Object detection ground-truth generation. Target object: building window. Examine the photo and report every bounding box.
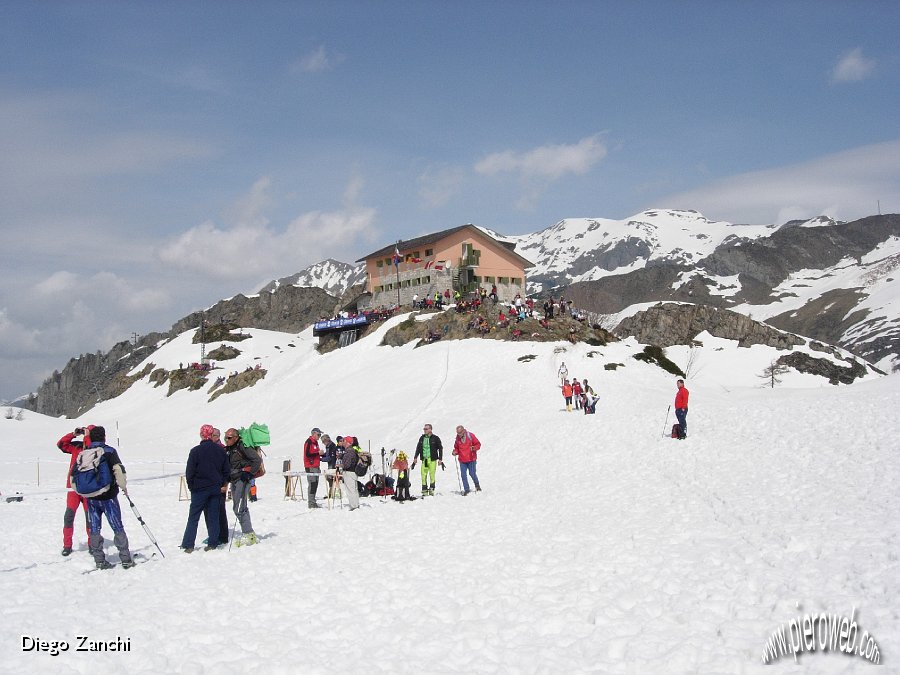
[425,248,433,257]
[512,278,521,286]
[375,285,383,293]
[499,277,509,284]
[474,276,482,283]
[376,259,383,268]
[484,276,495,283]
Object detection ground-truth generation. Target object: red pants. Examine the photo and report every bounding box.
[63,490,89,548]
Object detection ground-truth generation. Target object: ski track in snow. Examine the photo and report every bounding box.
[0,322,897,674]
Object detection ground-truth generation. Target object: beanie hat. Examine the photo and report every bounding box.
[200,424,215,440]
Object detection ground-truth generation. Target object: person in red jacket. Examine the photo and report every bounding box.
[452,425,481,495]
[57,426,93,556]
[674,379,690,438]
[572,379,583,410]
[304,427,324,509]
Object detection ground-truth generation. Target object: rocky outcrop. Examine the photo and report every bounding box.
[775,352,869,385]
[614,303,805,349]
[28,285,339,418]
[29,332,170,418]
[171,285,337,335]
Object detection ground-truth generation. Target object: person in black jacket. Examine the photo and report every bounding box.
[411,424,444,496]
[181,424,230,552]
[82,426,134,569]
[224,428,262,546]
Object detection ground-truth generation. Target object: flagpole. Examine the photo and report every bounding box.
[395,239,401,307]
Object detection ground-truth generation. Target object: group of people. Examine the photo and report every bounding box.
[57,418,487,562]
[299,424,483,507]
[180,424,263,552]
[558,362,598,414]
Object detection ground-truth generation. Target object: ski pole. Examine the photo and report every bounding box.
[125,494,166,558]
[453,455,462,492]
[661,405,671,437]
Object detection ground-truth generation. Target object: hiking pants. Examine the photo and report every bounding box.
[230,480,254,534]
[420,459,438,489]
[342,471,360,509]
[306,466,320,507]
[675,408,688,436]
[87,498,131,564]
[63,490,89,548]
[459,460,480,492]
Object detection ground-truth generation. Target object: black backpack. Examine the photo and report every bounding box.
[671,423,685,440]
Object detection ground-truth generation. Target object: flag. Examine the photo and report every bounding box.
[392,245,401,267]
[425,260,433,269]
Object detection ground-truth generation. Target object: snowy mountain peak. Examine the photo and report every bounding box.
[258,259,366,297]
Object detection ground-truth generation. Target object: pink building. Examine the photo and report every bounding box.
[357,225,533,308]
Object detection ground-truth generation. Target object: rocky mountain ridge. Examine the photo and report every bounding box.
[23,210,898,417]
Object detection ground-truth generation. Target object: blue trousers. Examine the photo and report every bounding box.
[87,498,131,564]
[181,486,222,549]
[675,408,688,436]
[459,460,480,492]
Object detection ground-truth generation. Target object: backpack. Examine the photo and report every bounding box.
[71,446,113,497]
[354,450,372,477]
[671,423,685,440]
[240,445,266,478]
[239,423,270,447]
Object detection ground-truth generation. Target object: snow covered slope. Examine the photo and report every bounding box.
[1,315,896,673]
[511,209,781,291]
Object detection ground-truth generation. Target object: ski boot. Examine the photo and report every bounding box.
[61,547,72,557]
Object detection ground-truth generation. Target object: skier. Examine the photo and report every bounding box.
[57,426,93,556]
[452,425,481,495]
[411,423,444,496]
[80,426,135,569]
[558,362,568,385]
[674,379,690,438]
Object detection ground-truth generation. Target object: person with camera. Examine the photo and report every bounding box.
[223,428,262,546]
[56,426,93,556]
[304,427,324,509]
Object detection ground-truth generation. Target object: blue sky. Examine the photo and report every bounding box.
[1,1,899,399]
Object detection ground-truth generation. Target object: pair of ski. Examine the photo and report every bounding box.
[83,552,155,574]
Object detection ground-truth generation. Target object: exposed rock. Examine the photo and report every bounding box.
[775,352,869,385]
[614,303,805,350]
[208,369,267,402]
[207,345,242,361]
[27,285,337,418]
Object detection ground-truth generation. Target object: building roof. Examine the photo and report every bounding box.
[356,224,532,267]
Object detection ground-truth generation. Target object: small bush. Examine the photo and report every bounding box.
[633,346,685,377]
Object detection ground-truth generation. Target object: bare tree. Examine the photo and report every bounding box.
[760,361,790,388]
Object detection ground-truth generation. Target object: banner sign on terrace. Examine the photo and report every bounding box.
[313,316,369,336]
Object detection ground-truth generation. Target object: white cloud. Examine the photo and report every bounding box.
[475,134,607,179]
[657,139,900,224]
[831,47,876,83]
[158,176,378,278]
[34,271,79,295]
[292,45,343,73]
[418,165,466,208]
